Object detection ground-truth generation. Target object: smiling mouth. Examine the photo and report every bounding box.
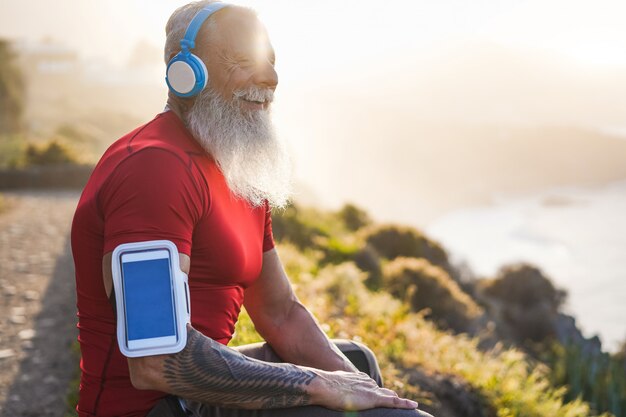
[242,98,266,104]
[233,88,274,108]
[239,97,272,109]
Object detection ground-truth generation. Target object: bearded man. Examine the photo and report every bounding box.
[71,2,432,417]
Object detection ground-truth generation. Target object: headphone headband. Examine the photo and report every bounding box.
[181,2,230,52]
[166,2,230,98]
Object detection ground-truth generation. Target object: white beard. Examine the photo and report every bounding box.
[185,85,292,209]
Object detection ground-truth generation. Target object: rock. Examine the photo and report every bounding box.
[10,315,26,324]
[40,318,56,327]
[554,313,603,356]
[11,306,25,316]
[18,329,36,340]
[23,290,39,301]
[3,285,17,296]
[0,349,15,359]
[43,375,59,385]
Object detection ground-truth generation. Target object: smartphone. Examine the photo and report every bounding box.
[112,240,190,357]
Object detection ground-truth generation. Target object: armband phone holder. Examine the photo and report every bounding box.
[111,240,191,357]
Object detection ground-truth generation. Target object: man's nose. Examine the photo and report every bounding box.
[253,59,278,90]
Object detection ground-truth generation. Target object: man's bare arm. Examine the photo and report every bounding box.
[103,252,416,411]
[138,326,317,409]
[244,248,357,372]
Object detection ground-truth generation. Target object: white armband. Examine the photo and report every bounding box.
[111,240,190,357]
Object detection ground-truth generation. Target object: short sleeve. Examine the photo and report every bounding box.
[100,148,205,256]
[262,201,275,252]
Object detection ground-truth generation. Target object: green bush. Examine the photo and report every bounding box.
[361,224,451,271]
[478,264,566,343]
[352,244,383,290]
[545,342,626,417]
[271,203,328,249]
[318,235,360,265]
[0,39,25,135]
[337,203,371,231]
[55,124,94,144]
[24,140,80,166]
[0,133,27,167]
[383,257,482,333]
[480,264,565,309]
[615,340,626,364]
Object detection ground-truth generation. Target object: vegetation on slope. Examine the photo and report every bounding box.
[232,202,625,416]
[232,243,606,416]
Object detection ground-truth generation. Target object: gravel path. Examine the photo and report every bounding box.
[0,190,80,417]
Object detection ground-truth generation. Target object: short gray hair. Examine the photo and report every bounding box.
[164,1,220,64]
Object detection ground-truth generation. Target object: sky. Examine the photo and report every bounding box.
[4,0,626,77]
[3,0,626,214]
[3,0,626,208]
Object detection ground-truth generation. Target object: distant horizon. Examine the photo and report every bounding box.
[12,34,626,224]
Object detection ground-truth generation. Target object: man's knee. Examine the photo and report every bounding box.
[332,339,383,387]
[385,410,434,417]
[358,408,433,417]
[410,411,434,417]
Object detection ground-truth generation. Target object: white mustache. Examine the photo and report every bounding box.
[233,87,274,104]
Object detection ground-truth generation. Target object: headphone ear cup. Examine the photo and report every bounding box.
[166,52,208,98]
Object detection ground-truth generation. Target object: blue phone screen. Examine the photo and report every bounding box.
[122,257,177,341]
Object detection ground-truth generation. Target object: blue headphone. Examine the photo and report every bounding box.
[166,2,230,98]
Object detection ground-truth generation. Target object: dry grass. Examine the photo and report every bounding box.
[233,245,611,417]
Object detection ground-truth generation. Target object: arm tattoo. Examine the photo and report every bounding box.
[163,328,317,409]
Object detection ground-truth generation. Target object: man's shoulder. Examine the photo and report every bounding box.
[114,111,203,157]
[96,112,207,174]
[84,112,208,197]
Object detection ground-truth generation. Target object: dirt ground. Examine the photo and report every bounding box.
[0,190,80,417]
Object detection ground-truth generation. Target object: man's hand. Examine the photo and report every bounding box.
[308,369,418,411]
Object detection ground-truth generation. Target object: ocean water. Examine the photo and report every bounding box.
[426,179,626,352]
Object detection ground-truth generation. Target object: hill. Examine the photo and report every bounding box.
[226,202,626,417]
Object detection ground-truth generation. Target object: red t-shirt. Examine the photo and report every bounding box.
[71,111,275,417]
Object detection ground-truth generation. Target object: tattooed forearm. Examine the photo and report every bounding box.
[162,328,317,409]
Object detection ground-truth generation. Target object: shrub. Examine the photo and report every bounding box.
[615,339,626,364]
[24,140,80,166]
[352,244,383,290]
[0,39,25,135]
[383,257,482,333]
[545,342,626,417]
[478,264,566,343]
[337,203,371,231]
[271,203,326,249]
[55,124,94,144]
[480,264,565,309]
[318,235,360,265]
[361,224,451,271]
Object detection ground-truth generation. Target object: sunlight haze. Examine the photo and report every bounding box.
[2,0,626,349]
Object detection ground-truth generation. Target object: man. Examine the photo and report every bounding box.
[71,2,433,416]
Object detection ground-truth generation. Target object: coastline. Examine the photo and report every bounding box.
[425,178,626,352]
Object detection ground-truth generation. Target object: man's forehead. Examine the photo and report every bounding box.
[198,7,272,55]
